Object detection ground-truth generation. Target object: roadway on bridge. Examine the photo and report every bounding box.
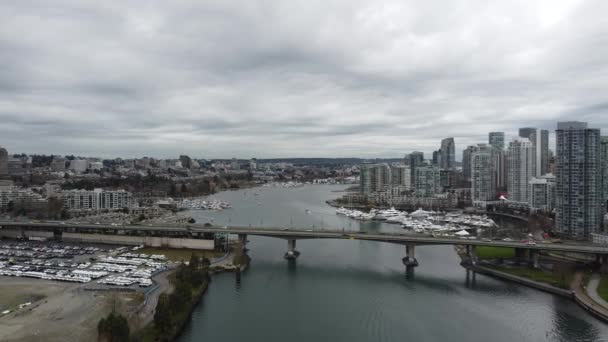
[2,220,608,255]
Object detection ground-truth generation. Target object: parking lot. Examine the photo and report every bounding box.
[0,239,170,297]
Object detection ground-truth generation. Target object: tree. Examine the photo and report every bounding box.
[154,293,172,335]
[180,183,188,194]
[169,182,177,197]
[189,253,200,271]
[47,197,63,219]
[97,312,130,342]
[6,201,14,213]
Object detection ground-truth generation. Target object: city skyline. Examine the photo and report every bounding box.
[1,1,607,158]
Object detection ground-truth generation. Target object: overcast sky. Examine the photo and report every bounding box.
[1,1,607,159]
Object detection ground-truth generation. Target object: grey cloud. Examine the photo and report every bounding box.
[0,0,607,159]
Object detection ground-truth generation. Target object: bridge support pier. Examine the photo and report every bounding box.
[238,234,248,251]
[402,244,418,269]
[514,248,526,266]
[597,254,608,274]
[284,239,300,260]
[465,245,478,265]
[528,250,540,268]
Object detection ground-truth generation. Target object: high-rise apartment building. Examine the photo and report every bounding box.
[507,138,535,203]
[462,145,475,182]
[471,144,496,202]
[439,138,455,169]
[519,127,549,177]
[0,146,9,180]
[415,166,441,197]
[390,165,411,189]
[431,150,440,166]
[489,132,505,150]
[493,150,507,191]
[555,122,603,240]
[407,152,424,189]
[360,163,391,194]
[601,137,608,210]
[529,174,556,212]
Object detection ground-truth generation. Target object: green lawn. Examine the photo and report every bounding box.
[485,264,572,289]
[138,247,221,262]
[598,276,608,302]
[476,246,515,260]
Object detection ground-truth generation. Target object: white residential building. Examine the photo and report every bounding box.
[62,188,132,211]
[69,159,88,173]
[415,166,441,197]
[471,144,496,204]
[529,174,556,211]
[88,161,103,170]
[507,138,535,203]
[390,165,411,189]
[0,186,46,208]
[359,163,391,194]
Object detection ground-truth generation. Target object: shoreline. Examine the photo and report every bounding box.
[461,262,608,323]
[134,248,249,341]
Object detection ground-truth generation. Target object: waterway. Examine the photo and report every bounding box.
[179,185,608,342]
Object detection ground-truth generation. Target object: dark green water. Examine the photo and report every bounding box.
[180,185,608,342]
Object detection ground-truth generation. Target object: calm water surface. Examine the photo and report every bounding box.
[179,185,608,342]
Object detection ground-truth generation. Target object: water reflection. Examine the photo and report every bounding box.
[550,297,602,342]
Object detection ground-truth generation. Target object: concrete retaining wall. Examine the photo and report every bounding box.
[466,264,573,297]
[61,233,214,250]
[1,229,54,239]
[63,232,143,245]
[142,236,214,249]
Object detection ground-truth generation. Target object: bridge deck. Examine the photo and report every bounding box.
[1,221,607,255]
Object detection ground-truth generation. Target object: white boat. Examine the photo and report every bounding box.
[375,207,403,220]
[410,208,431,218]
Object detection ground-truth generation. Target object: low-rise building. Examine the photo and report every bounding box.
[62,188,132,211]
[0,186,46,209]
[591,233,608,245]
[69,159,89,173]
[129,206,170,219]
[51,159,66,172]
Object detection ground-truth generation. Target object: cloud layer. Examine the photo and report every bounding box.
[1,0,607,159]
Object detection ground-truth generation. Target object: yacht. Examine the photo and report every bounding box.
[336,207,350,216]
[375,207,403,220]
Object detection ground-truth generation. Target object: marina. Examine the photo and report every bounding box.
[335,207,497,234]
[177,198,232,211]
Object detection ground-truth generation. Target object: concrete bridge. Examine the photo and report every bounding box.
[1,221,607,270]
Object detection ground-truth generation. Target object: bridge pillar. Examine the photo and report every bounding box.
[514,248,526,266]
[238,234,248,251]
[465,245,478,265]
[598,254,608,274]
[402,244,418,268]
[528,250,540,268]
[284,239,300,260]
